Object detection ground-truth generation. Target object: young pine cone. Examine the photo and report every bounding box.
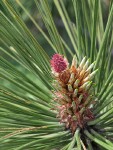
[51,54,98,133]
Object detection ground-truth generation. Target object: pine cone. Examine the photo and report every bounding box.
[51,54,98,133]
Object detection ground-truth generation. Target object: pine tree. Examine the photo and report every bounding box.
[0,0,113,149]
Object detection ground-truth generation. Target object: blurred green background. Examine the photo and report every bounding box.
[1,0,111,56]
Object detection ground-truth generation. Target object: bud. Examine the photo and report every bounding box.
[68,84,73,92]
[80,107,85,114]
[79,81,91,91]
[86,61,95,73]
[89,69,98,79]
[85,81,92,91]
[79,56,86,70]
[71,55,76,68]
[83,69,98,82]
[51,54,96,134]
[78,95,83,103]
[50,54,68,73]
[72,101,76,110]
[84,95,93,106]
[73,89,78,97]
[68,73,75,84]
[73,79,80,88]
[83,59,90,70]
